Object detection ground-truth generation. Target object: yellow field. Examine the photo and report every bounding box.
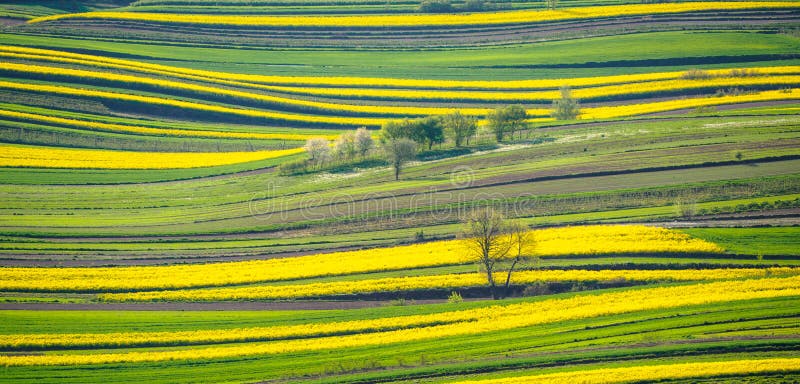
[100,267,797,302]
[2,276,798,366]
[582,88,800,119]
[0,225,722,292]
[0,108,336,141]
[450,358,800,384]
[3,45,796,90]
[29,2,800,27]
[0,144,303,169]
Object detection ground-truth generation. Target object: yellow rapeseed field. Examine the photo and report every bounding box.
[1,276,798,366]
[28,3,800,27]
[100,267,797,301]
[0,225,723,292]
[449,358,800,384]
[0,80,386,126]
[3,45,795,90]
[582,88,800,119]
[0,108,335,141]
[0,144,303,169]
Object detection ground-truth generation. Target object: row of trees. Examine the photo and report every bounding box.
[303,89,580,179]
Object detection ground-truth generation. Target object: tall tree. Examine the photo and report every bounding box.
[303,137,331,166]
[443,111,477,147]
[462,207,512,300]
[418,116,444,150]
[333,131,357,160]
[551,86,580,120]
[384,138,417,180]
[354,127,374,158]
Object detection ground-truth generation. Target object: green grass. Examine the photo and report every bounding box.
[1,31,798,79]
[682,227,800,256]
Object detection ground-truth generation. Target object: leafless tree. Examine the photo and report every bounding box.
[354,127,374,158]
[462,207,512,299]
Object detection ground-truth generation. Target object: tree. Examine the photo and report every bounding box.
[304,137,331,166]
[502,220,535,299]
[380,119,415,142]
[418,116,444,150]
[418,0,453,13]
[551,86,580,120]
[504,105,529,140]
[354,127,374,158]
[487,105,529,142]
[462,207,512,300]
[443,111,477,147]
[333,131,357,160]
[384,138,417,180]
[544,0,558,10]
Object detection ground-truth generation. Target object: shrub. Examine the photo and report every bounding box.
[681,69,712,80]
[447,291,463,303]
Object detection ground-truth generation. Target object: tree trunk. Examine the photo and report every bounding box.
[502,257,519,299]
[394,164,400,180]
[485,266,497,300]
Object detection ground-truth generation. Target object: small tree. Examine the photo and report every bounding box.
[487,107,507,142]
[384,138,417,180]
[462,207,511,300]
[354,127,374,158]
[418,116,444,150]
[443,111,477,147]
[380,119,415,142]
[504,105,528,140]
[418,0,453,13]
[487,105,529,142]
[304,137,331,166]
[544,0,558,10]
[551,86,580,120]
[333,131,357,161]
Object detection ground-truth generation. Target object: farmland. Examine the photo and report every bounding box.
[0,0,799,383]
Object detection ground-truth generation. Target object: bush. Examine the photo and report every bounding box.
[522,283,551,296]
[447,291,463,303]
[681,69,713,80]
[418,0,453,13]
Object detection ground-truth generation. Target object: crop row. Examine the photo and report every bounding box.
[3,78,797,129]
[449,358,800,384]
[5,61,798,106]
[28,2,800,27]
[0,143,303,169]
[0,108,337,141]
[5,45,797,90]
[98,267,798,302]
[1,276,798,366]
[0,226,723,292]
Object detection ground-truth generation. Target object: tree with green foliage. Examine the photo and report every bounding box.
[418,116,445,150]
[545,0,558,10]
[551,86,580,120]
[384,138,418,180]
[487,105,529,142]
[418,0,453,13]
[333,131,357,160]
[443,111,478,147]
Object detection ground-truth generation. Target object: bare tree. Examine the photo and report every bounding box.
[462,207,511,299]
[304,137,331,166]
[384,138,417,180]
[354,127,374,158]
[502,220,536,298]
